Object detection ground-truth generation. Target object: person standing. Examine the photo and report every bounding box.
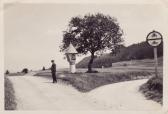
[51,60,57,83]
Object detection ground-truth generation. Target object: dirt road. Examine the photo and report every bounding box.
[8,75,161,110]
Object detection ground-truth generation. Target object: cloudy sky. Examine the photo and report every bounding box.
[4,3,167,72]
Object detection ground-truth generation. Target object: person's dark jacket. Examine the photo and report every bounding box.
[51,63,56,73]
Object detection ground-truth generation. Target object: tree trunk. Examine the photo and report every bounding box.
[88,52,95,72]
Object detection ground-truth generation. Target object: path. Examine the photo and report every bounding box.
[8,75,161,110]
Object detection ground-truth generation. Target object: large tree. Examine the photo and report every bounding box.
[60,13,124,72]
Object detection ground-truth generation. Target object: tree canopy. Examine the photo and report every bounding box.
[60,13,123,72]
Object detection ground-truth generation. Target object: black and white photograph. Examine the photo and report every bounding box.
[2,0,168,112]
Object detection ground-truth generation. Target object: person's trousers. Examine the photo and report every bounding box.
[52,72,57,82]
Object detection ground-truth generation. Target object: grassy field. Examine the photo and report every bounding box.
[35,68,163,103]
[35,58,163,91]
[35,69,153,92]
[111,57,163,67]
[34,58,163,103]
[5,76,17,110]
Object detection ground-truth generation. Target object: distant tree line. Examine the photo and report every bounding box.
[76,41,163,68]
[5,66,48,75]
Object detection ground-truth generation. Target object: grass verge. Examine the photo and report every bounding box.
[5,77,17,110]
[35,71,151,92]
[139,76,163,104]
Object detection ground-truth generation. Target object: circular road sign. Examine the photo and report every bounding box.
[146,30,163,47]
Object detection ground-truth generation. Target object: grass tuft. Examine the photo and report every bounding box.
[5,77,17,110]
[139,76,163,104]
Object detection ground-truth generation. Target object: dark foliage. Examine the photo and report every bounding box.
[60,13,123,72]
[5,70,10,75]
[86,70,99,73]
[139,76,163,104]
[5,77,17,110]
[147,77,163,93]
[22,68,28,74]
[77,41,163,68]
[42,66,45,71]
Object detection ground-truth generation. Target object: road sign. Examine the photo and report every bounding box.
[146,30,163,77]
[146,30,163,47]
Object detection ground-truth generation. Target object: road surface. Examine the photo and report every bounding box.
[8,75,161,110]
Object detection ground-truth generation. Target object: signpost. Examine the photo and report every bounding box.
[146,30,163,77]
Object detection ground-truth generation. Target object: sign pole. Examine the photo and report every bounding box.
[153,47,158,77]
[146,30,162,78]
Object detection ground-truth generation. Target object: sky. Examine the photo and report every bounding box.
[4,3,167,72]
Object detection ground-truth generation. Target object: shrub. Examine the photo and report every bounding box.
[139,76,163,104]
[146,76,163,93]
[42,67,45,71]
[22,68,28,73]
[123,63,127,66]
[86,70,99,73]
[5,70,10,75]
